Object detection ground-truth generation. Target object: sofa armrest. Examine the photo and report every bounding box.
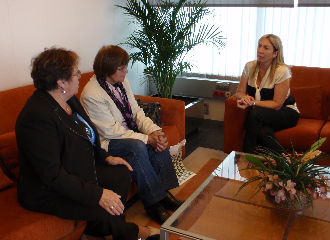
[135,95,185,143]
[223,96,248,154]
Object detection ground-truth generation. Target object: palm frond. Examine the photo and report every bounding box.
[236,175,263,195]
[117,0,225,98]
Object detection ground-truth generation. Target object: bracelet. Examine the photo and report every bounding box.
[253,101,256,106]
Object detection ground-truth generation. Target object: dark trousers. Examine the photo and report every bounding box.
[108,138,179,207]
[243,106,299,154]
[28,164,138,240]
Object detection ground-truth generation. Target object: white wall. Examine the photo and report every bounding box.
[0,0,147,94]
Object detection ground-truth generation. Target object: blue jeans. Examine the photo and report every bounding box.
[108,139,178,207]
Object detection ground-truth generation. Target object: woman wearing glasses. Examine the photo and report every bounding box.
[15,47,159,240]
[81,45,182,225]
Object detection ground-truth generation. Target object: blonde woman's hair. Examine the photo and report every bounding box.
[250,34,288,83]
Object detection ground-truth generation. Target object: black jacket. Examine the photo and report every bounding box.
[15,90,108,209]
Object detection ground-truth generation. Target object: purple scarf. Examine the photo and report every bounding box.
[96,78,139,132]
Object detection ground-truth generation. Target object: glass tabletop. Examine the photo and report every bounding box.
[160,151,330,240]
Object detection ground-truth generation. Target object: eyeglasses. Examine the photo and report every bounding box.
[72,70,81,78]
[117,65,128,72]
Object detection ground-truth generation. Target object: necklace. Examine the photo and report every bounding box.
[64,103,72,115]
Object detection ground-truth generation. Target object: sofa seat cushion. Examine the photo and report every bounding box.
[320,121,330,153]
[0,188,86,240]
[162,125,180,147]
[291,85,324,119]
[275,118,324,152]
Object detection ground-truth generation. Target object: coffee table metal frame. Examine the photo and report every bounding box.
[160,169,216,240]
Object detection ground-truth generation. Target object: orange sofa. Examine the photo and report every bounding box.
[224,66,330,165]
[0,72,185,239]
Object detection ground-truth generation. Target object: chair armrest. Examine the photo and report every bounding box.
[223,96,248,153]
[135,95,185,143]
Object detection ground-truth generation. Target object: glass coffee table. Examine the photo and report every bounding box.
[160,151,330,240]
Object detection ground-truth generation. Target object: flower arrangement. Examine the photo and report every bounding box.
[239,138,330,210]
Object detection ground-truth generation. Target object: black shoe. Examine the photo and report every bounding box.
[160,194,184,212]
[146,234,160,240]
[145,204,171,224]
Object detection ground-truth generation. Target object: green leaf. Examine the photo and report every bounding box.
[245,154,266,169]
[236,176,263,195]
[310,137,326,151]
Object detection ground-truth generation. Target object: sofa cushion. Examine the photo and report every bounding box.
[0,85,35,135]
[0,167,13,191]
[0,131,19,181]
[290,66,330,121]
[275,118,324,152]
[291,85,323,120]
[0,187,86,240]
[162,125,180,147]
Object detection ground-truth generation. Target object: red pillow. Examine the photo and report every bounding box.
[292,85,323,119]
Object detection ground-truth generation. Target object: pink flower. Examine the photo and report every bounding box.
[320,186,326,193]
[306,188,312,194]
[320,193,327,200]
[275,196,281,203]
[286,180,296,188]
[285,180,297,195]
[270,189,277,196]
[275,189,286,203]
[268,175,279,181]
[312,191,319,200]
[282,153,292,163]
[265,183,273,190]
[319,175,329,180]
[277,189,285,198]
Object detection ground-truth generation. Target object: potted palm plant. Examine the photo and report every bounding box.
[117,0,225,98]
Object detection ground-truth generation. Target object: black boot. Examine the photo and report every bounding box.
[145,203,171,224]
[159,192,184,211]
[146,235,160,240]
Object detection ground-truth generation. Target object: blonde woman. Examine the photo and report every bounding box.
[235,34,300,153]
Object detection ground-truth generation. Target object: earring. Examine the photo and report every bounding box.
[61,88,66,94]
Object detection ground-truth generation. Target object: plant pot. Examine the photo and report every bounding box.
[264,191,312,211]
